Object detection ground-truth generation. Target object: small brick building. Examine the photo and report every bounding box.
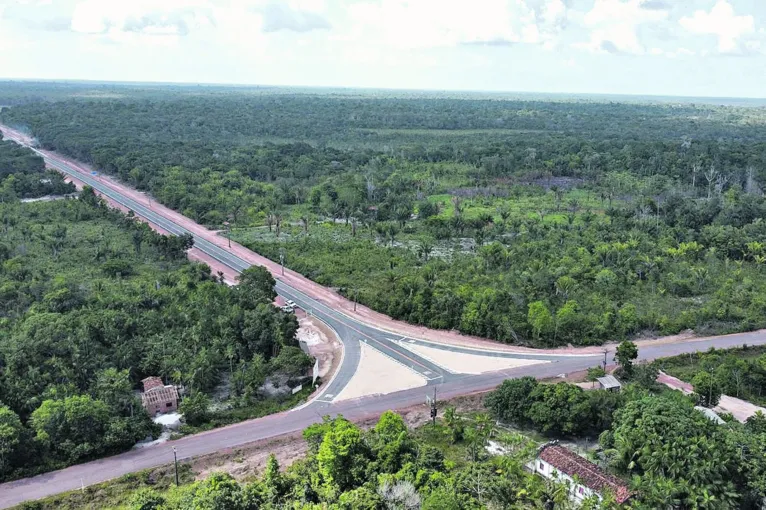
[140,376,179,416]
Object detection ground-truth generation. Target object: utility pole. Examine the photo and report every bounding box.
[173,447,179,486]
[353,288,358,312]
[279,247,285,276]
[223,221,231,248]
[602,349,608,371]
[430,387,437,426]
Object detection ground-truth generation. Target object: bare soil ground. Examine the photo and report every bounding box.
[191,392,487,481]
[295,313,341,381]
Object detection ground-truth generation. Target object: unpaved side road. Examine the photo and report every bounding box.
[658,371,766,423]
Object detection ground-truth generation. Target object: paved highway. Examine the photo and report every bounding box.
[2,128,766,507]
[35,148,458,402]
[21,136,584,405]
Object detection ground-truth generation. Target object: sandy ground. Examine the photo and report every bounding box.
[333,343,427,402]
[399,342,549,375]
[295,315,341,380]
[658,371,766,423]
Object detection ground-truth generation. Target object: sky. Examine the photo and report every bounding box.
[0,0,765,98]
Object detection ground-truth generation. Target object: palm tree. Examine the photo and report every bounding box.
[422,266,437,288]
[274,213,283,238]
[299,213,310,235]
[386,223,399,247]
[443,406,464,443]
[417,240,434,262]
[350,208,365,237]
[451,196,463,217]
[497,206,511,227]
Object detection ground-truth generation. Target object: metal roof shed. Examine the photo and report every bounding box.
[597,375,622,392]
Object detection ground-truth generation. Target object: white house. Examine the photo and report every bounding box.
[529,443,631,505]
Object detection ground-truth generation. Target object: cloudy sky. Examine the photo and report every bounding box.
[0,0,764,97]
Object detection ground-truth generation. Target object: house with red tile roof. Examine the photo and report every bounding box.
[530,442,631,505]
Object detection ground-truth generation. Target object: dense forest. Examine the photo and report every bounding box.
[0,139,74,200]
[0,143,309,481]
[4,86,766,347]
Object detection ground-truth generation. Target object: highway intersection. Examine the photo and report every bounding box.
[2,125,766,507]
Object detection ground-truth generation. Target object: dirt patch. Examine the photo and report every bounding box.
[539,368,596,384]
[658,371,766,423]
[189,393,488,481]
[296,314,341,381]
[192,433,308,482]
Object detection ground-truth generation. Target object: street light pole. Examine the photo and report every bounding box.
[223,221,231,248]
[173,447,179,486]
[279,248,285,276]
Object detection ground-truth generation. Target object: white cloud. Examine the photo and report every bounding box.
[574,0,668,55]
[69,0,328,47]
[70,0,214,43]
[259,2,331,33]
[648,46,696,58]
[679,0,755,54]
[344,0,570,50]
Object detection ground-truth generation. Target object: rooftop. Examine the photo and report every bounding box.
[141,376,164,392]
[695,406,726,425]
[597,375,621,389]
[538,444,631,504]
[141,384,179,406]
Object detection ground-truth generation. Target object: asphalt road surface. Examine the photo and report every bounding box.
[2,128,766,507]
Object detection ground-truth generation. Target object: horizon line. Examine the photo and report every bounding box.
[1,77,765,104]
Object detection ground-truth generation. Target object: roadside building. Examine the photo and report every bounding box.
[530,443,631,505]
[140,376,179,416]
[596,375,622,392]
